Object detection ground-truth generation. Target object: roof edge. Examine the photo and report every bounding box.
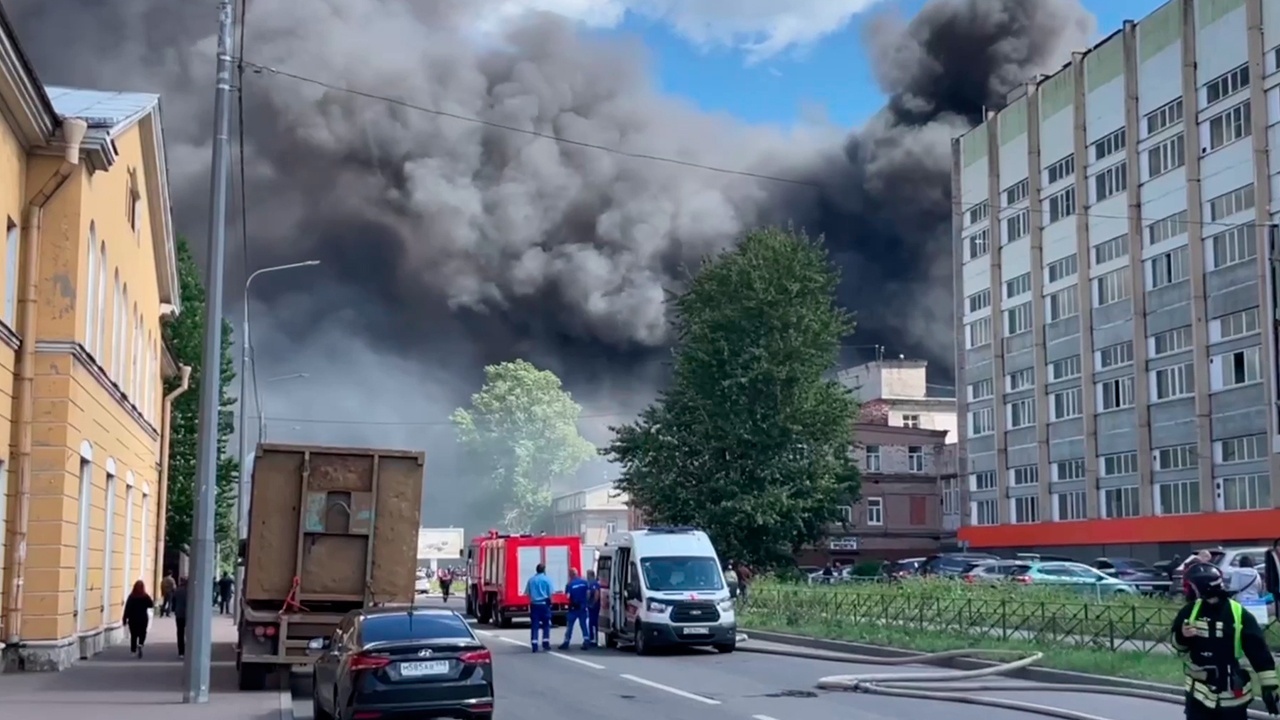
[0,4,58,147]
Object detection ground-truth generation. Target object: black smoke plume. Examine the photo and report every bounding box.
[3,0,1094,522]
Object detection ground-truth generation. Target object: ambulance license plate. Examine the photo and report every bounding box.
[399,660,450,676]
[682,627,709,635]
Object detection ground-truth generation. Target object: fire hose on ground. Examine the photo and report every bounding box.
[734,633,1276,720]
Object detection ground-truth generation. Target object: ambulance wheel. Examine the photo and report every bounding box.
[633,622,652,656]
[714,641,736,654]
[604,631,618,649]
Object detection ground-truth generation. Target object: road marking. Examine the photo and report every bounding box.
[473,629,494,637]
[619,673,721,705]
[753,715,782,720]
[497,636,527,647]
[550,652,606,670]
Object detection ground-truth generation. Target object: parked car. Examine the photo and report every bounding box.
[963,560,1031,584]
[1010,561,1137,596]
[1014,553,1076,563]
[309,607,494,720]
[1170,547,1270,596]
[918,552,1001,578]
[1090,557,1169,594]
[880,557,927,581]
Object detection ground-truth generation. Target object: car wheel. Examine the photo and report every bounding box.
[634,622,652,656]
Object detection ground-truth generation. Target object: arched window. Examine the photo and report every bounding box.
[110,272,120,375]
[85,224,97,350]
[102,461,118,622]
[4,221,19,326]
[145,331,153,420]
[75,441,93,635]
[123,473,135,590]
[96,243,107,358]
[115,282,127,378]
[130,307,140,398]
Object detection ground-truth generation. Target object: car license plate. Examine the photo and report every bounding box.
[399,660,450,677]
[682,627,709,635]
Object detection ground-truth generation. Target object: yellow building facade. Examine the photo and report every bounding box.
[0,11,181,671]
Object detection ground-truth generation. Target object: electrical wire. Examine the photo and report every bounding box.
[244,411,636,427]
[235,1,269,445]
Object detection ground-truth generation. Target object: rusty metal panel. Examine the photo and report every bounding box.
[349,492,373,534]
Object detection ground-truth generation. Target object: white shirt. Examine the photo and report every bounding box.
[1230,567,1262,602]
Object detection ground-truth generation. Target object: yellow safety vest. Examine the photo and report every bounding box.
[1182,600,1279,708]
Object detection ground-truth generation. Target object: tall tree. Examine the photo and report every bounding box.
[452,360,596,532]
[607,227,860,568]
[162,236,239,562]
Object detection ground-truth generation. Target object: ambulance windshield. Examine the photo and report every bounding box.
[640,556,724,592]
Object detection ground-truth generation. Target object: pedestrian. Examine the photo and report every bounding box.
[160,571,175,617]
[439,567,453,602]
[122,580,154,658]
[559,568,590,651]
[524,563,553,653]
[172,576,189,659]
[217,572,235,615]
[734,561,753,602]
[1174,562,1279,720]
[1230,555,1263,603]
[586,569,601,647]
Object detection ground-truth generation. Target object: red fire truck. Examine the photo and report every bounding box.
[463,531,583,627]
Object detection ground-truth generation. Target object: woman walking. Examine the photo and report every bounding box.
[122,580,155,658]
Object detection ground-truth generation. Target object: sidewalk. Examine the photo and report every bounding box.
[0,613,286,720]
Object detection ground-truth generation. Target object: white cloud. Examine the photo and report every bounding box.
[481,0,883,62]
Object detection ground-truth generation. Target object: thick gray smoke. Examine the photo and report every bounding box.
[4,0,1093,523]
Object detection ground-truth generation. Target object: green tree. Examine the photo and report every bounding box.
[607,227,860,568]
[162,236,239,561]
[452,360,596,532]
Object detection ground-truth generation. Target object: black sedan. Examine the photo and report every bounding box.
[1090,557,1170,594]
[310,606,494,720]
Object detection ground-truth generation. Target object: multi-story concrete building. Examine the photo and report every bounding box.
[837,359,959,441]
[550,482,630,548]
[953,0,1280,559]
[0,7,181,670]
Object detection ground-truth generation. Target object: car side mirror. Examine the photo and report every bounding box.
[307,637,329,654]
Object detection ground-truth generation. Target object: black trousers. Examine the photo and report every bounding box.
[219,596,230,614]
[175,617,187,656]
[129,623,147,651]
[1185,699,1249,720]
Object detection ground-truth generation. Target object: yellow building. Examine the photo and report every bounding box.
[0,10,182,670]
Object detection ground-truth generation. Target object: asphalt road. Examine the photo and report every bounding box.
[288,597,1183,720]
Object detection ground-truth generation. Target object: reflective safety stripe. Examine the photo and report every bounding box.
[1188,600,1244,658]
[1258,669,1279,687]
[1185,600,1253,708]
[1184,677,1255,708]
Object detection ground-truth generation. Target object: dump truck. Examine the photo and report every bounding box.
[236,443,424,690]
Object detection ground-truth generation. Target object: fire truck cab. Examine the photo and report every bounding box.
[464,531,582,628]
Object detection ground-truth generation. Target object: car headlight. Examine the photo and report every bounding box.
[718,599,734,611]
[645,600,669,613]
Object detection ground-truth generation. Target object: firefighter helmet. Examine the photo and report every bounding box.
[1184,561,1227,599]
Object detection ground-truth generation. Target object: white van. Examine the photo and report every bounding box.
[595,527,736,655]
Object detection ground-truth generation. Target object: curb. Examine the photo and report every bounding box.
[742,628,1184,698]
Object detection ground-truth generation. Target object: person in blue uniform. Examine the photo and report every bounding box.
[525,563,553,652]
[559,568,591,650]
[586,569,602,647]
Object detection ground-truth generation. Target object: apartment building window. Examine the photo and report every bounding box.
[1004,211,1030,243]
[1206,63,1249,106]
[898,414,920,429]
[967,228,990,260]
[1005,302,1033,336]
[966,317,992,348]
[1147,134,1185,177]
[1097,340,1134,370]
[1152,362,1194,401]
[837,505,853,523]
[1217,435,1266,464]
[1145,97,1184,135]
[1208,185,1255,222]
[1050,355,1081,381]
[1217,346,1261,388]
[1210,225,1256,269]
[1094,161,1127,202]
[1092,234,1129,266]
[1151,326,1192,357]
[865,497,884,525]
[1004,178,1029,205]
[1149,246,1189,289]
[942,478,961,516]
[1095,268,1131,306]
[1046,287,1079,322]
[1007,398,1036,429]
[1009,465,1038,487]
[1004,272,1032,299]
[1047,187,1076,224]
[969,378,993,401]
[1093,127,1126,161]
[1102,485,1141,519]
[1157,480,1201,515]
[1046,254,1078,283]
[967,201,989,225]
[1155,443,1197,471]
[969,407,995,436]
[1221,474,1271,511]
[1217,308,1259,341]
[971,471,997,491]
[1011,495,1040,524]
[907,446,924,472]
[605,521,617,535]
[1051,387,1082,421]
[1098,376,1135,411]
[973,499,998,526]
[1007,367,1035,392]
[1102,451,1139,477]
[864,445,882,472]
[1046,154,1075,184]
[1147,210,1188,246]
[1053,459,1085,482]
[967,288,991,313]
[1208,101,1251,150]
[1054,490,1087,521]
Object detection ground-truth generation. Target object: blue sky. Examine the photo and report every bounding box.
[610,0,1165,128]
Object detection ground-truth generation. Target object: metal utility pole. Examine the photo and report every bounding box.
[184,0,235,704]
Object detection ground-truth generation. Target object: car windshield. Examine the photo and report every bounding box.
[640,556,724,592]
[361,612,474,644]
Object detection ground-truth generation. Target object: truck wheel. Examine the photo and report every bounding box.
[465,593,474,617]
[633,622,652,656]
[477,601,491,624]
[238,662,268,691]
[497,607,513,628]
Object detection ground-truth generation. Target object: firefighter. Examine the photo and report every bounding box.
[559,568,591,650]
[586,569,601,647]
[1173,562,1280,719]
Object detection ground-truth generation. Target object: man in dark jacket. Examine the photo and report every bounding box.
[217,573,235,615]
[172,577,189,658]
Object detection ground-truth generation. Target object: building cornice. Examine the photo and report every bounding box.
[36,340,159,440]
